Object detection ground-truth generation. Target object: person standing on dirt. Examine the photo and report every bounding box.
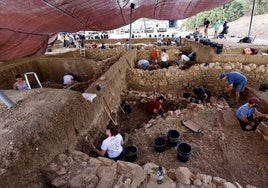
[151,47,159,64]
[160,49,169,69]
[203,18,210,38]
[13,74,28,91]
[91,124,123,160]
[214,18,220,38]
[147,96,165,118]
[219,72,247,105]
[235,97,268,131]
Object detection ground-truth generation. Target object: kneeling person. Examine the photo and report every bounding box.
[193,86,211,103]
[136,59,150,70]
[92,124,123,160]
[235,97,268,131]
[147,96,165,118]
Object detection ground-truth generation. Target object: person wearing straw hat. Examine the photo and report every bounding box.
[235,97,268,131]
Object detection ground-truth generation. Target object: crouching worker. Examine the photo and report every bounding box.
[193,86,211,103]
[176,51,195,66]
[63,73,75,85]
[92,124,123,160]
[147,96,165,118]
[135,59,151,70]
[235,97,268,131]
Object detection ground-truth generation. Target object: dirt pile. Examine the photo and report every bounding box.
[123,97,267,187]
[0,88,94,187]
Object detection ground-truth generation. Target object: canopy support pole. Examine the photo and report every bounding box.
[129,3,135,50]
[0,91,15,108]
[248,0,256,37]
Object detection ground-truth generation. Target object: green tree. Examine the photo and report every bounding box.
[182,0,244,29]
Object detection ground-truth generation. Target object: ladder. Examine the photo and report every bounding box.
[80,47,86,58]
[24,72,42,89]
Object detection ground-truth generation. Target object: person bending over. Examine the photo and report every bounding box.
[147,96,165,118]
[219,72,247,105]
[136,59,150,70]
[193,86,211,103]
[92,124,123,160]
[13,74,28,91]
[176,51,195,66]
[235,97,268,131]
[63,73,74,85]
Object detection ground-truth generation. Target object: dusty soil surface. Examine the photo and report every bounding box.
[115,90,268,188]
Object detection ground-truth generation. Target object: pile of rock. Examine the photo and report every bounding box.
[44,151,257,188]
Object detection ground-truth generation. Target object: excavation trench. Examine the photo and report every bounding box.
[0,44,268,188]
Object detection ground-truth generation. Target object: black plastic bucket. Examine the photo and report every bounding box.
[124,145,138,162]
[153,137,166,152]
[177,143,192,162]
[167,130,180,147]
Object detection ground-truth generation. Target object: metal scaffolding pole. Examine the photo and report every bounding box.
[248,0,256,37]
[128,3,135,50]
[0,90,15,108]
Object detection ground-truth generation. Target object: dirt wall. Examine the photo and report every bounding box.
[0,50,136,187]
[0,54,121,89]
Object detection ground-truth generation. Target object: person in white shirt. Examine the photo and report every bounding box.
[157,34,163,46]
[92,124,123,160]
[160,49,169,68]
[176,51,195,66]
[63,73,74,85]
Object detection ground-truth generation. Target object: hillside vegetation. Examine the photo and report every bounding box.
[182,0,268,29]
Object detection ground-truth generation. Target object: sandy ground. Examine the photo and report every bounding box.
[115,89,268,188]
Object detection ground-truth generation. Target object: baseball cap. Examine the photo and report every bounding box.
[219,73,226,79]
[249,97,261,104]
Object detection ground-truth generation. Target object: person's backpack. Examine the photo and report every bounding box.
[259,84,268,92]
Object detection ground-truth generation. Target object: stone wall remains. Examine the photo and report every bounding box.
[126,62,268,94]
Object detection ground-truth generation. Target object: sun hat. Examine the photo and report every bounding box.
[249,97,261,104]
[219,73,226,79]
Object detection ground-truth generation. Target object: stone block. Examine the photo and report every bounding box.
[223,182,236,188]
[212,176,226,185]
[195,173,212,184]
[234,182,243,188]
[131,167,147,188]
[146,173,176,188]
[51,175,69,187]
[98,157,115,166]
[175,167,193,185]
[69,174,99,188]
[96,166,117,188]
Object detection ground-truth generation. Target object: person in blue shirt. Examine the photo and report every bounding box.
[219,72,247,104]
[235,97,268,131]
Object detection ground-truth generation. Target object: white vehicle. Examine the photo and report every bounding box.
[157,23,167,32]
[145,24,154,33]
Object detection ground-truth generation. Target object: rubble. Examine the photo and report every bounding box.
[44,151,258,188]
